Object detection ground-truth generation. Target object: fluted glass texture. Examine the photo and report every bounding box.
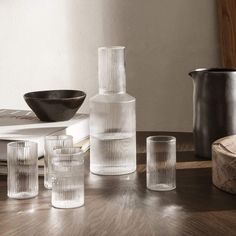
[51,148,84,209]
[44,135,73,189]
[7,141,38,199]
[147,136,176,191]
[90,47,136,175]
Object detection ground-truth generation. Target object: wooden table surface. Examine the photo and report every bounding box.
[0,132,236,236]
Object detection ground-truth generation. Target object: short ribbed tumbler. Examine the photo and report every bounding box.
[51,148,84,209]
[7,141,38,199]
[44,135,73,189]
[146,136,176,191]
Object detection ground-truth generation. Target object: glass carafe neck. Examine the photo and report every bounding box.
[98,46,126,94]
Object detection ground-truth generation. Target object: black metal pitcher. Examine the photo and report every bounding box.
[189,68,236,159]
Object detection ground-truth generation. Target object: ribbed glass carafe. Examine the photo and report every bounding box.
[90,46,136,175]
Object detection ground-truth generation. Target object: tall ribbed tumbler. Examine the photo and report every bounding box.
[44,135,73,189]
[146,136,176,191]
[7,141,38,199]
[51,148,84,209]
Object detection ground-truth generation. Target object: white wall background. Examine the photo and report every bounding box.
[0,0,220,131]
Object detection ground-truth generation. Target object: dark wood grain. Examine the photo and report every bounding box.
[218,0,236,67]
[0,132,236,236]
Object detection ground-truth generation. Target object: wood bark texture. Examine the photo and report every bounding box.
[212,135,236,194]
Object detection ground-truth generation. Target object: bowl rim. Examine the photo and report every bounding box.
[24,89,86,100]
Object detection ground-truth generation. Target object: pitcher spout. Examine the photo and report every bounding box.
[188,68,207,78]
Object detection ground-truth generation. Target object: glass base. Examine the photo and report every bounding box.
[44,178,52,190]
[147,184,176,192]
[44,183,52,190]
[8,191,38,199]
[52,200,84,209]
[90,166,136,176]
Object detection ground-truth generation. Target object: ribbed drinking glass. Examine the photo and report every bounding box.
[7,141,38,199]
[146,136,176,191]
[51,147,84,209]
[44,135,73,189]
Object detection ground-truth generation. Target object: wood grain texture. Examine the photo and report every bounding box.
[212,136,236,194]
[0,132,236,236]
[218,0,236,67]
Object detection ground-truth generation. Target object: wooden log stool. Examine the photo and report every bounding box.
[212,135,236,195]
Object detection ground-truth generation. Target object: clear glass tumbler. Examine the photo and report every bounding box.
[44,135,73,189]
[7,141,38,199]
[51,147,84,209]
[146,136,176,191]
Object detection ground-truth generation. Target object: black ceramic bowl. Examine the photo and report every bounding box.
[24,90,86,122]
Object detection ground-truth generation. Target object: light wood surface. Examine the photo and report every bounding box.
[0,132,236,236]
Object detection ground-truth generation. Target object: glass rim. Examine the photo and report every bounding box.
[99,46,125,51]
[45,135,73,141]
[7,141,37,149]
[53,147,84,157]
[147,136,176,143]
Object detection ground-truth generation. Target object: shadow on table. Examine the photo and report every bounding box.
[0,175,7,201]
[136,162,236,213]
